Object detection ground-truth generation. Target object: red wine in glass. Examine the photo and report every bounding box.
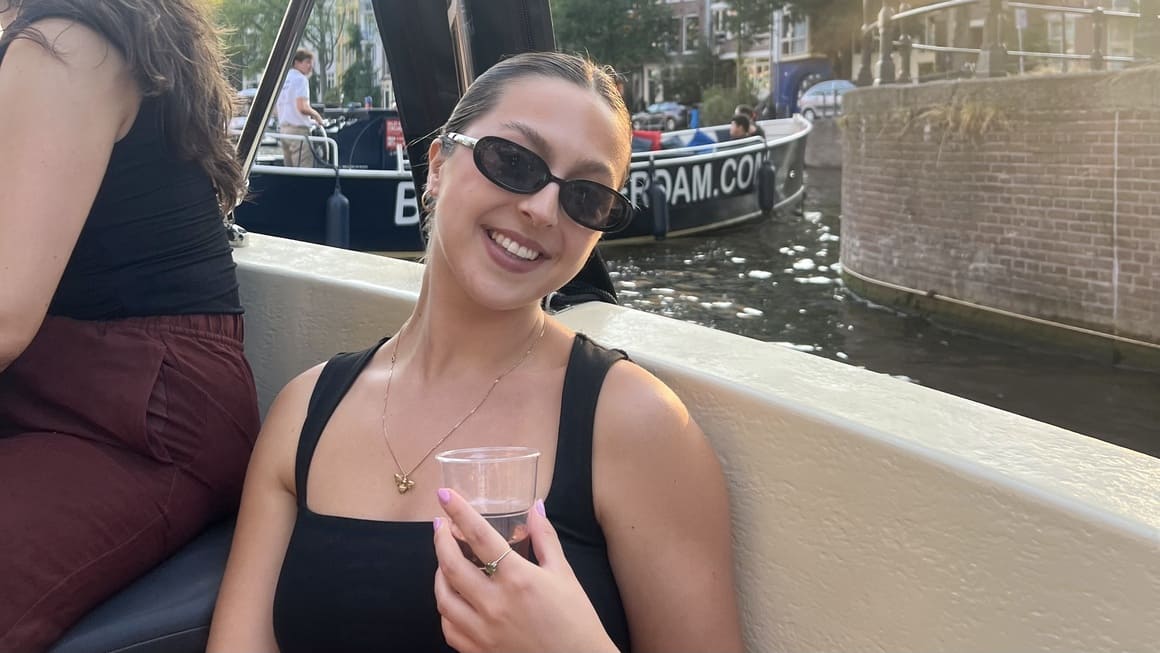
[454,509,532,567]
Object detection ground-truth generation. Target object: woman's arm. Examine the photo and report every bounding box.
[0,20,138,370]
[207,367,321,652]
[594,362,745,652]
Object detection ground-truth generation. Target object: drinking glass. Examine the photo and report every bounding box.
[435,446,540,565]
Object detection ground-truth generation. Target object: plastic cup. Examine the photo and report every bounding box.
[435,446,540,565]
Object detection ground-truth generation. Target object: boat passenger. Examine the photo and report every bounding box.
[734,103,766,140]
[207,51,744,653]
[730,113,753,140]
[275,48,326,168]
[0,0,260,649]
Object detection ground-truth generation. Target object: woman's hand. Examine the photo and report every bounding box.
[433,488,619,653]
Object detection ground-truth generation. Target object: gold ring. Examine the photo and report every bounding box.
[482,548,514,577]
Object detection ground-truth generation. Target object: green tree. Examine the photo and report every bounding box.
[340,22,380,104]
[214,0,352,100]
[214,0,287,86]
[552,0,671,74]
[662,43,734,104]
[303,0,349,103]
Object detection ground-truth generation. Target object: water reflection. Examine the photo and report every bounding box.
[603,168,1160,458]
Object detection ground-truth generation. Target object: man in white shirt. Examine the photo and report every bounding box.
[276,49,325,167]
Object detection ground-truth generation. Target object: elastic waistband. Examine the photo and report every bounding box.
[48,313,246,344]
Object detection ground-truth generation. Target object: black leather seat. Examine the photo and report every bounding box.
[48,521,234,653]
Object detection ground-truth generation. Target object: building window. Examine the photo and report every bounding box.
[782,16,808,56]
[749,60,770,96]
[1045,12,1078,72]
[683,15,700,53]
[1107,18,1134,69]
[711,5,733,41]
[1046,13,1077,54]
[667,17,681,54]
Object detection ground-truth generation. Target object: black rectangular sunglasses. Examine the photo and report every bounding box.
[441,132,634,233]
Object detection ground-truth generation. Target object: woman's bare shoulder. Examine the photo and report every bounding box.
[2,18,137,122]
[597,357,693,442]
[6,18,126,69]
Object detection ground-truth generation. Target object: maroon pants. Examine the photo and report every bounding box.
[0,314,260,651]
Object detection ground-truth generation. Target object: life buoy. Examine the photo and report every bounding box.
[757,158,777,212]
[650,180,669,240]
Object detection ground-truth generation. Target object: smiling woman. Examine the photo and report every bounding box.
[207,51,744,653]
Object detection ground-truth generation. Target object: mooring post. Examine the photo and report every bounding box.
[857,0,876,86]
[876,2,896,84]
[896,2,913,83]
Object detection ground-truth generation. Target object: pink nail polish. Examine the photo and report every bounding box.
[437,488,451,505]
[535,499,546,517]
[433,517,443,532]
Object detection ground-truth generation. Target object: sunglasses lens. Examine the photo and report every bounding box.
[561,181,629,231]
[476,138,547,193]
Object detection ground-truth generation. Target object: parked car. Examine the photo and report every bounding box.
[797,80,856,121]
[631,101,689,131]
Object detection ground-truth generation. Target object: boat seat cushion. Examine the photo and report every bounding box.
[48,521,234,653]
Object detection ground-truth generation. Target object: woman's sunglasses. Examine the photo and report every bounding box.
[441,132,634,233]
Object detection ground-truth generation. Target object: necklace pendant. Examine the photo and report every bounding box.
[394,473,415,494]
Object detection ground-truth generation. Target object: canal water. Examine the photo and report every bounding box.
[602,168,1160,459]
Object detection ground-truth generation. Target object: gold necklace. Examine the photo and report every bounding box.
[380,316,547,494]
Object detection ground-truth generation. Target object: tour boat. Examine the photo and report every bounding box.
[234,110,810,256]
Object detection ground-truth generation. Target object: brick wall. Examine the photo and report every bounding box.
[841,66,1160,344]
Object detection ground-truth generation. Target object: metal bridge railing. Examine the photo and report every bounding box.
[854,0,1158,86]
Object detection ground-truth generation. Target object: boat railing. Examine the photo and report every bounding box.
[631,116,812,168]
[245,117,810,174]
[230,129,339,168]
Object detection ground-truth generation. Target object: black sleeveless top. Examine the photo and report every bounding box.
[0,14,242,320]
[272,334,632,652]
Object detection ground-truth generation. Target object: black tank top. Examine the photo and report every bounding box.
[272,334,632,652]
[1,15,241,320]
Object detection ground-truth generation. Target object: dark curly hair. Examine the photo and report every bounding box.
[0,0,244,212]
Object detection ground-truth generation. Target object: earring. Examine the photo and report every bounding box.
[421,189,437,213]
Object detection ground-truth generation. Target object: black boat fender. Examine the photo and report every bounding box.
[310,124,351,248]
[325,183,351,248]
[757,150,777,212]
[648,159,669,240]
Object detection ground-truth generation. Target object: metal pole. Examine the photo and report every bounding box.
[896,2,912,83]
[876,2,896,84]
[771,9,782,117]
[1015,7,1026,74]
[1017,25,1025,73]
[447,0,476,95]
[768,9,775,115]
[1091,7,1106,71]
[856,0,875,85]
[976,0,1008,77]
